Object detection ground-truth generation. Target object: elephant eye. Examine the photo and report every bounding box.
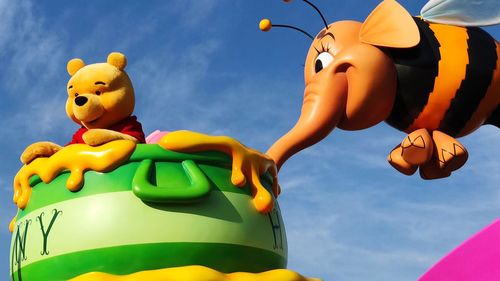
[315,52,333,73]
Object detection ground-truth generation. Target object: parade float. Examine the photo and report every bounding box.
[8,0,499,280]
[8,52,309,280]
[10,138,291,280]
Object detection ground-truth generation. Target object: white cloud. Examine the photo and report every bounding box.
[130,39,222,134]
[276,120,499,281]
[0,0,69,144]
[280,177,499,280]
[169,0,220,27]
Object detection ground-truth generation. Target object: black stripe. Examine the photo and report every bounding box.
[438,27,497,136]
[385,18,440,132]
[485,105,500,128]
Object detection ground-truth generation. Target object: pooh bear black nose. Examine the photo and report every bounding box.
[75,96,88,106]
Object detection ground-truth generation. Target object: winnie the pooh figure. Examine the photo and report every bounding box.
[20,52,145,164]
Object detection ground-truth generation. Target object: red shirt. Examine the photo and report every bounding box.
[67,116,145,145]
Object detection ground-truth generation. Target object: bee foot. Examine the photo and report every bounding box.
[432,131,468,172]
[419,159,452,180]
[400,128,434,165]
[388,145,418,175]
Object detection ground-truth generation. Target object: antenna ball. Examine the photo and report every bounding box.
[259,19,272,32]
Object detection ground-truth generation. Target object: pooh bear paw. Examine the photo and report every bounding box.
[83,129,118,146]
[83,129,138,146]
[21,142,62,164]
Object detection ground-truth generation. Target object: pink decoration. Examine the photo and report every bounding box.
[145,130,169,144]
[419,219,500,281]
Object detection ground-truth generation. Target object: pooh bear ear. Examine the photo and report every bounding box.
[359,0,420,48]
[67,58,85,76]
[107,52,127,70]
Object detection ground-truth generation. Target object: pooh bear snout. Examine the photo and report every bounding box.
[75,96,88,106]
[73,94,105,123]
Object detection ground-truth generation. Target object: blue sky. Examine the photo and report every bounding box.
[0,0,498,280]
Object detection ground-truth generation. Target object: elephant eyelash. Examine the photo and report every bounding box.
[314,42,331,55]
[320,42,331,52]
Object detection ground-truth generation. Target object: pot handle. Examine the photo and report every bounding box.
[132,159,211,203]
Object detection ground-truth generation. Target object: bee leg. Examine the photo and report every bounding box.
[432,131,468,171]
[400,128,434,166]
[388,144,418,175]
[419,131,468,180]
[419,158,452,179]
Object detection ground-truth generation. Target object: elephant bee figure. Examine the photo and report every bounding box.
[262,0,500,179]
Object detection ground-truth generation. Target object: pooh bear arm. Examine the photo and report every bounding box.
[20,142,62,164]
[83,129,138,146]
[67,116,145,146]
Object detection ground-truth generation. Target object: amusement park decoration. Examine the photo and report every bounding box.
[419,219,500,281]
[9,54,312,281]
[260,0,499,179]
[8,0,499,280]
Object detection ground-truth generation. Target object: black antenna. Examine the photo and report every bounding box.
[259,19,313,40]
[302,0,329,30]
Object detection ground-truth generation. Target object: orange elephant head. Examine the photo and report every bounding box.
[263,0,420,169]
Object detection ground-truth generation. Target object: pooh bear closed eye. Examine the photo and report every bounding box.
[20,52,145,165]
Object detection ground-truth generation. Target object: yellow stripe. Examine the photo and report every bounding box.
[407,24,469,132]
[70,266,321,281]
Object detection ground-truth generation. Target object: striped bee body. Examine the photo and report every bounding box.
[386,17,500,137]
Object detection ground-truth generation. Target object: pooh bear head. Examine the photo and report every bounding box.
[65,52,135,129]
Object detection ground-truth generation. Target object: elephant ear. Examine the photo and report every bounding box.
[360,0,420,48]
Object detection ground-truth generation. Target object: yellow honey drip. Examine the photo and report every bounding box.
[13,140,136,210]
[69,265,322,281]
[160,130,279,213]
[9,217,16,233]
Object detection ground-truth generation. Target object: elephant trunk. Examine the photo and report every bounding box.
[267,73,348,169]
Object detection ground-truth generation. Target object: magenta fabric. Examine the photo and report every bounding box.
[419,219,500,281]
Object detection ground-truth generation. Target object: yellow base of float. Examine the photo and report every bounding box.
[70,265,321,281]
